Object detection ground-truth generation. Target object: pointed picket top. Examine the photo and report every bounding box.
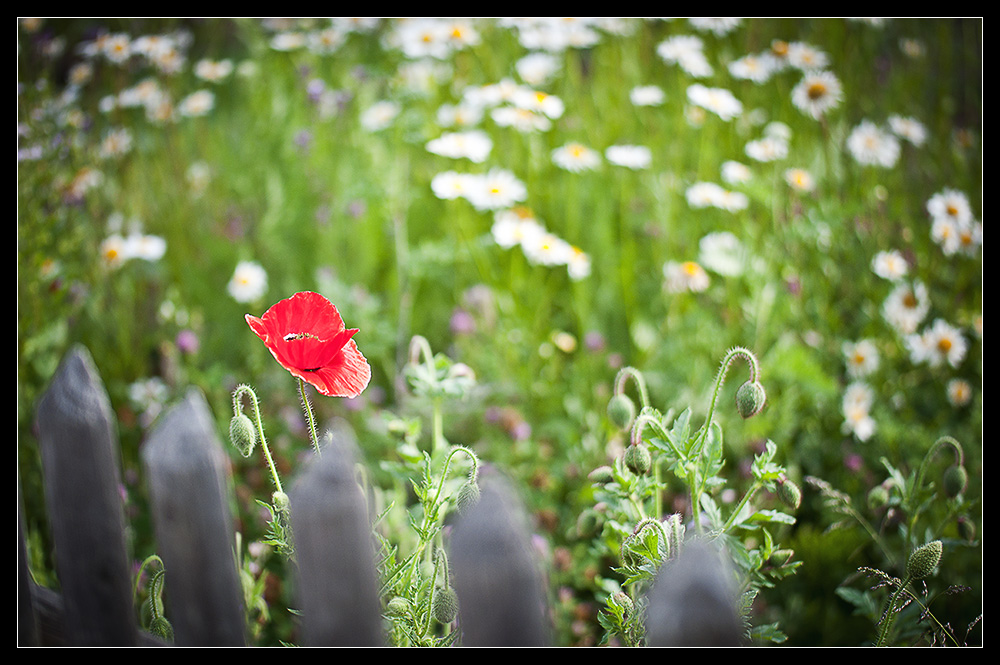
[143,388,246,646]
[34,344,138,646]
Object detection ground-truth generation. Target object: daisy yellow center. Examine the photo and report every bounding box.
[946,204,959,216]
[903,292,918,308]
[938,337,953,353]
[807,82,827,100]
[682,261,700,276]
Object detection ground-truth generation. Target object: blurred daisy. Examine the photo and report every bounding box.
[194,58,234,83]
[522,231,573,267]
[728,52,779,83]
[99,128,133,159]
[955,220,983,257]
[842,382,876,442]
[516,52,561,86]
[426,130,492,163]
[630,85,666,107]
[784,167,815,192]
[686,84,742,120]
[307,27,347,54]
[871,250,909,281]
[361,100,400,131]
[907,319,967,368]
[186,161,212,197]
[882,281,929,335]
[656,35,713,77]
[430,170,477,201]
[605,144,652,170]
[102,33,133,64]
[436,102,484,128]
[511,88,565,119]
[491,208,545,249]
[552,142,601,172]
[791,70,842,119]
[842,339,880,378]
[786,42,830,70]
[270,31,307,51]
[686,182,727,208]
[947,378,973,407]
[228,261,268,303]
[930,217,963,255]
[178,90,215,117]
[689,17,742,36]
[129,377,170,427]
[721,160,752,185]
[846,120,900,168]
[491,105,552,132]
[698,231,746,276]
[566,246,592,280]
[124,232,167,262]
[100,234,129,269]
[664,260,710,293]
[926,188,973,226]
[466,169,528,211]
[888,115,927,146]
[745,135,788,162]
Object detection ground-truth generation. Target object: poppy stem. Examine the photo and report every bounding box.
[298,377,322,456]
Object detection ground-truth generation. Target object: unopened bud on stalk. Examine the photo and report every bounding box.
[957,516,976,542]
[588,465,614,485]
[386,596,412,618]
[229,413,257,457]
[607,394,637,430]
[624,443,652,475]
[906,540,943,580]
[455,479,481,515]
[432,586,460,624]
[777,475,802,510]
[272,491,290,515]
[735,380,767,419]
[943,464,968,498]
[867,484,890,510]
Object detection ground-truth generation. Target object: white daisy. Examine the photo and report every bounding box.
[871,250,909,281]
[360,100,400,132]
[882,281,929,335]
[552,142,601,172]
[686,84,742,121]
[426,130,492,163]
[791,70,843,119]
[466,169,528,211]
[926,188,973,226]
[630,85,666,107]
[605,144,652,170]
[178,90,215,117]
[907,319,967,369]
[698,231,746,277]
[846,120,900,168]
[842,339,880,378]
[227,261,268,303]
[946,378,973,407]
[888,115,928,146]
[664,260,710,293]
[430,171,476,201]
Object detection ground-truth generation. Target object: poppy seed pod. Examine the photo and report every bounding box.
[229,413,257,457]
[905,540,943,580]
[607,393,637,430]
[624,443,652,475]
[735,380,767,419]
[432,586,460,624]
[942,464,968,498]
[777,476,802,510]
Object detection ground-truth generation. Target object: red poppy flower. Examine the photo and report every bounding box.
[246,291,371,398]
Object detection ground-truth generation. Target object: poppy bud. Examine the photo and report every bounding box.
[454,479,481,515]
[867,484,889,510]
[272,491,290,515]
[942,464,968,498]
[777,476,801,510]
[148,616,174,642]
[735,380,767,419]
[957,516,976,542]
[432,586,459,624]
[588,465,614,485]
[905,540,942,580]
[229,413,257,457]
[607,394,637,430]
[386,596,412,618]
[624,443,652,475]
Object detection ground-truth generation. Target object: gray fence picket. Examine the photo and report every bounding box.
[142,388,247,647]
[645,538,744,647]
[34,345,139,646]
[448,472,551,647]
[290,430,385,647]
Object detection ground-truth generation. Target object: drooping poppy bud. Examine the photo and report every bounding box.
[735,380,767,419]
[229,413,257,457]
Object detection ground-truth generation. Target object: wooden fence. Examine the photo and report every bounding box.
[18,345,742,647]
